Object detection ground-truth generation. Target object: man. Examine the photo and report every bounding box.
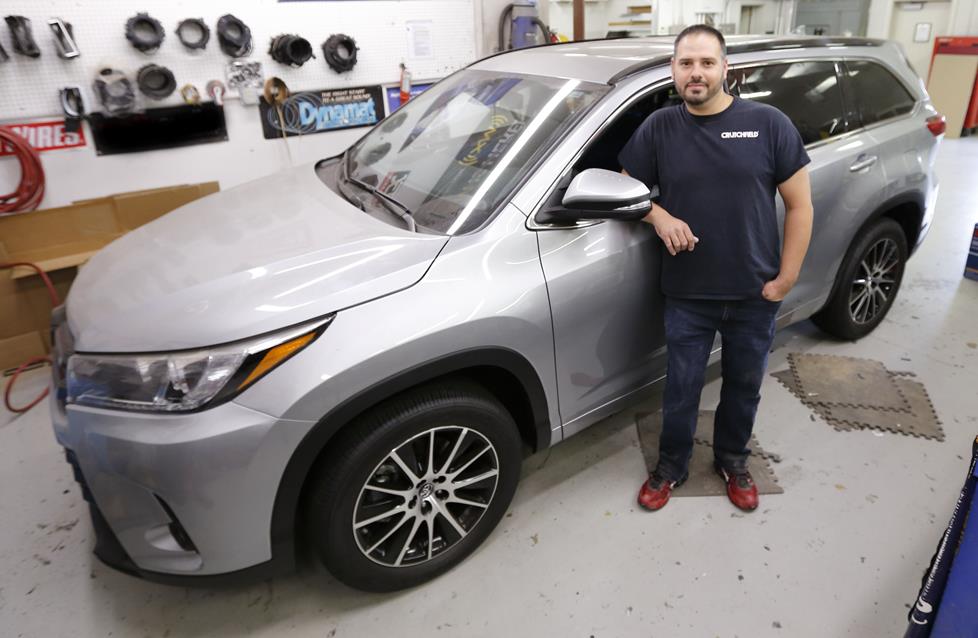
[619,25,814,512]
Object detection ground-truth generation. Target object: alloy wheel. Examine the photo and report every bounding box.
[352,426,500,568]
[848,237,900,325]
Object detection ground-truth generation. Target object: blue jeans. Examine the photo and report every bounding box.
[655,296,781,482]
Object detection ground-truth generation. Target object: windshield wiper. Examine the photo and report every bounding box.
[370,189,417,233]
[336,171,366,211]
[342,150,418,232]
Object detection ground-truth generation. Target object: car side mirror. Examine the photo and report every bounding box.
[534,168,652,225]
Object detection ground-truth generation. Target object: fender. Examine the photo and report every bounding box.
[267,347,553,569]
[821,189,924,310]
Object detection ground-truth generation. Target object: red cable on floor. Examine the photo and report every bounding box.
[0,126,45,214]
[1,261,60,414]
[4,356,51,413]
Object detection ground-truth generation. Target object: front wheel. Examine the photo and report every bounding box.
[812,218,908,340]
[304,381,522,592]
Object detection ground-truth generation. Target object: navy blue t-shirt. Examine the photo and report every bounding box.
[618,96,810,300]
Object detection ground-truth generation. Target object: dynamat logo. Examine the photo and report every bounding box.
[721,130,760,139]
[460,114,517,166]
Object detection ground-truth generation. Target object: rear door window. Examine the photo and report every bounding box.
[842,60,916,127]
[727,61,847,145]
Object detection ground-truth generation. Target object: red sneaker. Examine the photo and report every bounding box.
[714,462,759,511]
[637,473,687,511]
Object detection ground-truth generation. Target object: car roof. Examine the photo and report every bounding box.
[470,35,887,85]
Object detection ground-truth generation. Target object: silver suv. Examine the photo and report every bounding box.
[50,35,942,592]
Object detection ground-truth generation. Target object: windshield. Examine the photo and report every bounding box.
[345,70,608,234]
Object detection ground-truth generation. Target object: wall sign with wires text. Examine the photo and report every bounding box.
[0,120,87,155]
[258,86,384,139]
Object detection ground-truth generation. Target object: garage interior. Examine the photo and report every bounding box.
[2,1,978,637]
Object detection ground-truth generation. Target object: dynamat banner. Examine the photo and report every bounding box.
[0,120,87,155]
[259,85,384,138]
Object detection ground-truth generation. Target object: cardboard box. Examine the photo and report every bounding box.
[927,54,978,139]
[0,182,219,372]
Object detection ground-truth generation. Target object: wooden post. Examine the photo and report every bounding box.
[574,0,585,40]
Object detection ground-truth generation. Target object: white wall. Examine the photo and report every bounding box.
[868,0,978,38]
[478,0,524,55]
[548,0,621,40]
[1,104,367,210]
[478,0,562,54]
[11,0,975,212]
[888,1,952,79]
[947,0,978,35]
[542,0,782,41]
[726,0,781,33]
[796,0,870,36]
[0,0,477,209]
[654,0,782,33]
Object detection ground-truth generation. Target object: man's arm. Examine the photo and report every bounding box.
[622,169,698,256]
[763,166,813,301]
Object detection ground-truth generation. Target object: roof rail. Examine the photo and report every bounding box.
[467,35,636,69]
[609,36,885,84]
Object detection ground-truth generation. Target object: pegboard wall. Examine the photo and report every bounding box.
[0,0,477,120]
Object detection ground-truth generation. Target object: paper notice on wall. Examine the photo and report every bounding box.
[407,21,434,60]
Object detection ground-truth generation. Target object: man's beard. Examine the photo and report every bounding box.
[682,80,719,106]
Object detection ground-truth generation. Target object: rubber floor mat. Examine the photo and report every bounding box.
[635,410,783,497]
[788,353,910,412]
[772,364,944,441]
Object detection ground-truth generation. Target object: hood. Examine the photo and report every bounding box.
[68,164,448,352]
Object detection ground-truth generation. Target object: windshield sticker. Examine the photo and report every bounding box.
[259,85,384,138]
[378,170,410,195]
[455,116,526,169]
[470,78,522,107]
[399,77,524,152]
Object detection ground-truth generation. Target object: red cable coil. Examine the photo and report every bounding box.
[0,125,45,214]
[1,262,60,413]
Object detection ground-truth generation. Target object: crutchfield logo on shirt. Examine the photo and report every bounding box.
[721,130,760,139]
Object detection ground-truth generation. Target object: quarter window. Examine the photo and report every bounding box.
[727,61,846,145]
[843,60,916,127]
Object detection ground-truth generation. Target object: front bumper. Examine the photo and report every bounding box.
[54,397,316,582]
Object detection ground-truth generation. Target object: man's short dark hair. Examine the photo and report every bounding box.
[674,24,727,59]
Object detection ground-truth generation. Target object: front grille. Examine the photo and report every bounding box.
[154,496,199,553]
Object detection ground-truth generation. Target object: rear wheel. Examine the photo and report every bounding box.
[304,380,522,592]
[812,218,908,340]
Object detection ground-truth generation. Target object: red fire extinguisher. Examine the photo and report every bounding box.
[399,62,412,107]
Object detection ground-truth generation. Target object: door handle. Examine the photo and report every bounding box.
[849,154,878,172]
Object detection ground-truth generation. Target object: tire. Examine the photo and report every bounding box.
[812,218,908,340]
[304,380,522,592]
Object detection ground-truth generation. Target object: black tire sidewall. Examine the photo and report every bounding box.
[307,386,522,592]
[818,218,908,339]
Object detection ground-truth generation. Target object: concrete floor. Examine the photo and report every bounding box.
[2,138,977,638]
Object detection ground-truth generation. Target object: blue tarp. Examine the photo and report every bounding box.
[931,457,978,637]
[905,436,978,638]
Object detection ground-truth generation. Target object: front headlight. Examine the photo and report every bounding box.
[66,316,333,412]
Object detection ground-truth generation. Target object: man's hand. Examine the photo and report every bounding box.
[762,276,795,302]
[645,205,699,256]
[621,169,699,256]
